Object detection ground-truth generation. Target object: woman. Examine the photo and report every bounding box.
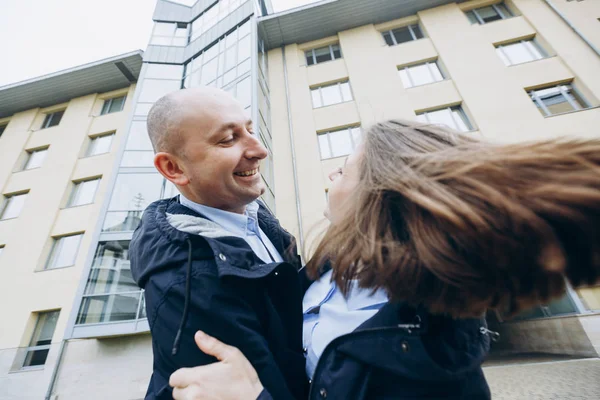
[169,120,600,399]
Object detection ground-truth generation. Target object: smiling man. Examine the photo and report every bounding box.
[129,87,307,400]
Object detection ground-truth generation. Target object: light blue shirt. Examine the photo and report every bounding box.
[302,270,388,378]
[179,195,283,264]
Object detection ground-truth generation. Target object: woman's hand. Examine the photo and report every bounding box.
[169,331,264,400]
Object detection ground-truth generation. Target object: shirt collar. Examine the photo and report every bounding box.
[179,194,260,238]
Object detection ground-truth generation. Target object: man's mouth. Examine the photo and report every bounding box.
[234,168,259,177]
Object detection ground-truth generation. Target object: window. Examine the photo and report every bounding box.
[68,178,101,207]
[0,192,28,220]
[76,240,145,325]
[416,106,473,132]
[22,311,60,368]
[0,245,4,257]
[46,233,83,269]
[100,95,126,115]
[87,133,115,157]
[22,148,49,170]
[529,83,589,117]
[41,110,64,129]
[382,24,424,46]
[311,81,353,108]
[398,61,445,88]
[150,22,188,46]
[318,126,362,160]
[466,2,512,25]
[496,39,546,66]
[0,123,6,138]
[305,44,342,66]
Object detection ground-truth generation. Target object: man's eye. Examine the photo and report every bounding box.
[220,136,235,144]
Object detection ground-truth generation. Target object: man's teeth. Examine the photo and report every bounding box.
[235,168,258,177]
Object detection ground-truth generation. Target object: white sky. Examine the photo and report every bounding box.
[0,0,319,87]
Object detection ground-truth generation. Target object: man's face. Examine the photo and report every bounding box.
[176,92,267,213]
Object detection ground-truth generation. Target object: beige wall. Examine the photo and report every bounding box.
[0,85,136,399]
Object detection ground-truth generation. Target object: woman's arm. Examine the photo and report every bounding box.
[170,331,271,400]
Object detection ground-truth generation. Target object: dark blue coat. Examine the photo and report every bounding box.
[130,197,308,400]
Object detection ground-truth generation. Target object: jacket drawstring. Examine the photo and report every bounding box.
[172,238,193,356]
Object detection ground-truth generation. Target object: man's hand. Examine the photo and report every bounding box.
[170,331,265,400]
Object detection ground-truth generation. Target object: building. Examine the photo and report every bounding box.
[1,0,599,399]
[0,51,142,399]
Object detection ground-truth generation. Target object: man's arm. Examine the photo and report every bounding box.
[144,265,295,400]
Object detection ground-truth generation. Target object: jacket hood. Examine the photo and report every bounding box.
[335,303,490,381]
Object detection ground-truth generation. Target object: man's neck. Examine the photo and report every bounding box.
[180,193,247,215]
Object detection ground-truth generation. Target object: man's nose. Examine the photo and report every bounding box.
[245,134,268,160]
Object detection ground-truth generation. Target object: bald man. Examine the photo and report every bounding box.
[130,88,307,400]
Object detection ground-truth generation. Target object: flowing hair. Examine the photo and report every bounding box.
[307,120,600,318]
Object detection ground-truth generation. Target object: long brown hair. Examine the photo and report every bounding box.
[308,120,600,318]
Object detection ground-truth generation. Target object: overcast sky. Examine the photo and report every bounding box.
[0,0,318,87]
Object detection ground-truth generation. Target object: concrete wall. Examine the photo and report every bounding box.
[0,85,136,399]
[51,334,152,400]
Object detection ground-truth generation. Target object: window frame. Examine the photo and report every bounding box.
[86,132,116,157]
[100,95,127,115]
[467,2,512,25]
[496,38,546,66]
[22,147,49,171]
[310,81,354,108]
[398,60,445,88]
[67,178,101,208]
[45,233,84,270]
[305,44,342,66]
[0,192,28,221]
[382,24,424,46]
[317,126,362,160]
[529,83,590,117]
[21,310,60,369]
[417,106,474,132]
[41,110,64,129]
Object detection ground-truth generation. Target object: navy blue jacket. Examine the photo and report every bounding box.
[130,197,307,400]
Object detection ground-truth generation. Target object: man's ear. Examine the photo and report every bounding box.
[154,152,190,186]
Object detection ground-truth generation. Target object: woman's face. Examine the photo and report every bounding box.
[325,145,363,223]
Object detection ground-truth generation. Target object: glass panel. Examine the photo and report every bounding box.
[0,247,4,257]
[126,121,153,150]
[238,35,251,63]
[407,63,434,87]
[318,134,332,159]
[145,64,184,79]
[29,311,59,346]
[102,211,143,232]
[314,46,332,64]
[172,37,186,47]
[237,58,251,76]
[496,3,512,18]
[496,47,511,66]
[47,234,83,269]
[238,20,251,38]
[201,57,218,85]
[84,241,136,295]
[236,77,252,109]
[23,349,49,367]
[138,79,181,103]
[391,27,413,44]
[383,32,395,46]
[223,69,237,86]
[153,22,175,36]
[87,134,114,156]
[415,114,428,123]
[120,151,155,168]
[340,82,353,102]
[477,6,502,23]
[451,108,471,132]
[329,129,353,158]
[546,294,578,316]
[225,29,238,48]
[108,173,164,211]
[350,127,362,146]
[424,108,456,129]
[411,25,424,40]
[225,46,237,72]
[466,10,479,24]
[524,40,545,60]
[1,193,27,220]
[108,96,126,113]
[24,149,48,170]
[331,44,342,59]
[398,68,412,88]
[429,62,444,81]
[320,84,343,107]
[536,87,575,115]
[150,36,172,46]
[139,292,147,319]
[76,292,141,324]
[501,41,537,65]
[69,179,100,207]
[311,88,323,108]
[306,51,315,66]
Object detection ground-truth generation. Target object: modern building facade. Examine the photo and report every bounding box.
[0,51,142,399]
[1,0,600,399]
